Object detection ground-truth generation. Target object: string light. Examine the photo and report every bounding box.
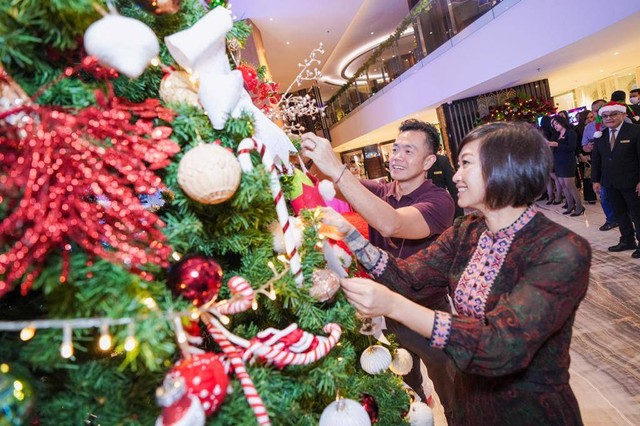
[19,325,36,341]
[173,317,187,344]
[98,323,112,351]
[60,324,73,359]
[252,300,259,310]
[124,323,137,352]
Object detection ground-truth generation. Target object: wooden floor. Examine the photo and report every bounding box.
[425,199,640,425]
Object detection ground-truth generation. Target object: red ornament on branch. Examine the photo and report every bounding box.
[0,67,179,298]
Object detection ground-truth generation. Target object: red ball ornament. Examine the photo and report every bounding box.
[170,353,230,415]
[236,64,259,92]
[360,393,379,423]
[168,255,223,306]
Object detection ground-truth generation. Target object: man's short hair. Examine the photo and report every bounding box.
[630,89,640,96]
[459,122,551,209]
[611,90,627,103]
[591,99,606,108]
[398,119,440,154]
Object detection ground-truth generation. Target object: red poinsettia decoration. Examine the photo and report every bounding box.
[0,71,179,298]
[236,63,282,114]
[479,95,556,124]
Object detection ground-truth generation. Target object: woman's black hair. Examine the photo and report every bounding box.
[458,122,552,209]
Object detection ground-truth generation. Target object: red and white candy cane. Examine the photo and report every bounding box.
[237,138,303,286]
[215,276,254,315]
[206,320,271,426]
[245,323,342,367]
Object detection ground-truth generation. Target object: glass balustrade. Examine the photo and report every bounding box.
[324,0,503,127]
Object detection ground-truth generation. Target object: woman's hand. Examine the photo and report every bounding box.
[317,206,355,240]
[340,277,398,317]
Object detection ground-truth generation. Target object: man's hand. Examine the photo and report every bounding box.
[300,133,344,181]
[593,182,601,194]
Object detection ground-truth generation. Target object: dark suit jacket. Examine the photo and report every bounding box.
[427,154,463,217]
[591,122,640,189]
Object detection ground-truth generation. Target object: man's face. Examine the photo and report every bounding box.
[389,130,434,182]
[601,111,625,129]
[592,101,605,113]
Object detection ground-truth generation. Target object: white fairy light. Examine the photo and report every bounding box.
[60,324,73,359]
[98,323,112,351]
[124,323,137,352]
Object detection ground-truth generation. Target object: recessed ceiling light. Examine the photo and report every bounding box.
[269,17,273,21]
[613,51,619,55]
[599,69,604,73]
[286,41,290,45]
[370,31,374,35]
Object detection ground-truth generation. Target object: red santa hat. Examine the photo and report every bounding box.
[598,101,627,116]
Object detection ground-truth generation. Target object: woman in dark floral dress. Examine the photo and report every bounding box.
[321,122,590,426]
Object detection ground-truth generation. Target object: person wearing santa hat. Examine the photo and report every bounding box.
[582,99,618,231]
[591,101,640,258]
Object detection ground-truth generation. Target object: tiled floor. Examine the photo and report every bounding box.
[539,200,640,426]
[427,199,640,425]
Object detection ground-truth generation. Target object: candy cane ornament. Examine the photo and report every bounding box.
[215,276,254,315]
[246,323,342,367]
[237,138,303,286]
[206,321,271,426]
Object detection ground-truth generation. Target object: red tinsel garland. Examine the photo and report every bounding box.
[0,65,179,298]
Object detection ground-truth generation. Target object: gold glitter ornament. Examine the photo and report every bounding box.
[309,269,341,302]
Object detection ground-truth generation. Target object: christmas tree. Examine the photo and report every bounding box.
[0,1,417,425]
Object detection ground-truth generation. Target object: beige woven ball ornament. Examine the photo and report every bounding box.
[177,143,241,204]
[159,70,200,107]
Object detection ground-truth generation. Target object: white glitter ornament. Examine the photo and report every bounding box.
[359,345,392,375]
[389,348,413,375]
[84,13,159,78]
[159,70,200,107]
[319,398,371,426]
[406,401,434,426]
[177,144,241,204]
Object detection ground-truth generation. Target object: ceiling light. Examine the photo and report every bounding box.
[370,31,374,35]
[613,51,619,55]
[599,69,604,73]
[286,41,290,45]
[269,17,273,21]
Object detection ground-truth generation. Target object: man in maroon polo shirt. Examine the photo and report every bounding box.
[301,119,455,420]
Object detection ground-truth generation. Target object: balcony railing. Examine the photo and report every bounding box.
[324,0,505,127]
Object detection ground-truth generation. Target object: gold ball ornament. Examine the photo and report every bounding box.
[159,70,200,107]
[177,143,241,204]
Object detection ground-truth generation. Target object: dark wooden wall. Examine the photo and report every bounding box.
[437,79,551,164]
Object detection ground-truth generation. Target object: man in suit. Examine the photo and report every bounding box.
[629,88,640,118]
[591,101,640,258]
[427,153,464,217]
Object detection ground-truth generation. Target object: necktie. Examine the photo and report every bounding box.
[610,129,616,151]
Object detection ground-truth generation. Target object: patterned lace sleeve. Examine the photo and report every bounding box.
[343,229,389,278]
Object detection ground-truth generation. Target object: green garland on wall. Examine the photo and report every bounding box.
[328,0,433,104]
